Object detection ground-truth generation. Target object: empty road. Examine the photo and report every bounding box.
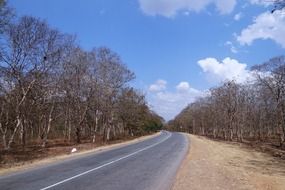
[0,131,188,190]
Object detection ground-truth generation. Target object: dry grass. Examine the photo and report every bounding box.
[172,134,285,190]
[0,132,160,176]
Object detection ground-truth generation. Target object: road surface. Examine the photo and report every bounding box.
[0,131,188,190]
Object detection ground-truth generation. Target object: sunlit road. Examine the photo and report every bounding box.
[0,131,188,190]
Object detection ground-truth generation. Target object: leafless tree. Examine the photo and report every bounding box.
[170,56,285,149]
[0,10,163,151]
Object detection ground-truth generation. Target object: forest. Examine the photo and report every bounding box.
[169,56,285,149]
[0,1,163,151]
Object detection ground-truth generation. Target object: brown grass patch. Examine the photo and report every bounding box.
[172,134,285,190]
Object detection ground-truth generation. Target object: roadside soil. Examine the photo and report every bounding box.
[0,132,160,175]
[172,134,285,190]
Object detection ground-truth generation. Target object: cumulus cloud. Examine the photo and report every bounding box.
[176,81,190,92]
[234,12,243,21]
[215,0,237,14]
[149,79,167,92]
[147,80,204,121]
[198,57,254,83]
[138,0,237,17]
[237,10,285,48]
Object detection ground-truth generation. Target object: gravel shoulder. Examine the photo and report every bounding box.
[172,134,285,190]
[0,132,161,176]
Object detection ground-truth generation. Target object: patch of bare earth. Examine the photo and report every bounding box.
[0,132,160,175]
[172,134,285,190]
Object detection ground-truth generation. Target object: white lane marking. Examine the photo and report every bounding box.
[40,132,172,190]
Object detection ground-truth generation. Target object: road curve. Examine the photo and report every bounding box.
[0,131,188,190]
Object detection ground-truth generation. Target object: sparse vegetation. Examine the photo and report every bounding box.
[0,0,163,159]
[169,56,285,152]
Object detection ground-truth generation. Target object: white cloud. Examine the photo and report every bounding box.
[198,57,254,83]
[215,0,237,14]
[225,41,238,53]
[138,0,237,17]
[149,79,167,92]
[147,80,204,121]
[176,81,190,92]
[237,10,285,48]
[249,0,273,6]
[184,11,190,16]
[234,12,243,21]
[148,57,259,120]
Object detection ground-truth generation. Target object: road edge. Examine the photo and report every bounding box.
[0,131,161,176]
[166,132,190,190]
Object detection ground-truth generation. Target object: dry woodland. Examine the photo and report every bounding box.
[1,1,285,189]
[0,1,163,165]
[169,56,285,156]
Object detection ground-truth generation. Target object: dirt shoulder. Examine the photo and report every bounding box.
[0,132,160,176]
[172,134,285,190]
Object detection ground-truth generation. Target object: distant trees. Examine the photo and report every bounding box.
[0,3,163,150]
[169,56,285,148]
[0,0,13,33]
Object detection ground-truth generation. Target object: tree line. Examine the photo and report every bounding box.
[169,56,285,148]
[0,1,163,150]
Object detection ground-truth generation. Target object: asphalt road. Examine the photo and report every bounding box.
[0,131,188,190]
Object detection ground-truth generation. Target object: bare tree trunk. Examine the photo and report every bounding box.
[20,118,26,148]
[76,126,81,143]
[68,119,71,142]
[92,110,99,143]
[0,123,7,150]
[192,119,196,134]
[67,108,71,142]
[280,106,285,147]
[112,125,116,139]
[76,104,89,144]
[229,125,233,141]
[7,115,22,150]
[2,133,7,149]
[277,122,285,147]
[213,128,217,138]
[106,126,111,141]
[42,104,55,147]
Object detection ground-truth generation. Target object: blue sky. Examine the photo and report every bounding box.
[9,0,285,120]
